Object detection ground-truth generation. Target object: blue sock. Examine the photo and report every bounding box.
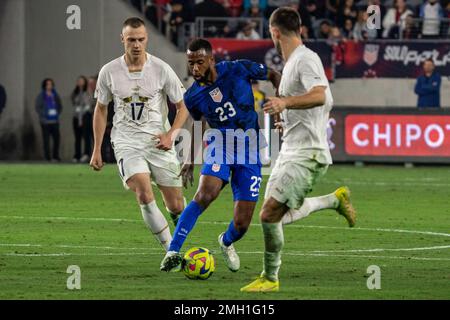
[222,220,246,246]
[169,201,204,252]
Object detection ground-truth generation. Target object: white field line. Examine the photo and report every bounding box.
[1,215,449,238]
[4,251,450,262]
[198,221,450,238]
[310,245,450,253]
[320,180,450,187]
[1,243,449,254]
[0,243,161,251]
[1,242,449,259]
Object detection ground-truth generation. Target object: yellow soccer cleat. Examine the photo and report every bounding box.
[240,276,279,293]
[334,186,356,227]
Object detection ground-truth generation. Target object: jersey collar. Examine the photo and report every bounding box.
[121,53,151,80]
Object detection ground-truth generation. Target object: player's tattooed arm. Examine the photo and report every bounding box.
[90,101,108,171]
[155,100,190,151]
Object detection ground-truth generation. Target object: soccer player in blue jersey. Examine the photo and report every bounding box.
[160,38,281,272]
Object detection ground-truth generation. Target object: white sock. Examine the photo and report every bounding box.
[282,193,339,225]
[262,222,284,282]
[140,201,172,251]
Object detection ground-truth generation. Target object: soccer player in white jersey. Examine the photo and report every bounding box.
[241,7,356,292]
[90,18,189,252]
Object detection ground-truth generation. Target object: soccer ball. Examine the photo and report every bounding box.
[182,247,215,280]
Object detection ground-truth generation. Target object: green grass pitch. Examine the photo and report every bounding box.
[0,163,449,299]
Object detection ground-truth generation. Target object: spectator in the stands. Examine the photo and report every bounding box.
[336,0,357,28]
[317,20,333,38]
[222,0,244,17]
[236,20,261,39]
[35,78,63,162]
[353,9,378,40]
[328,26,343,44]
[445,2,450,37]
[222,21,240,37]
[168,0,193,44]
[242,1,269,36]
[341,17,354,39]
[325,0,340,22]
[382,0,413,38]
[0,84,6,118]
[194,0,229,37]
[402,13,420,39]
[288,1,313,39]
[419,0,445,39]
[243,0,267,14]
[144,0,170,29]
[301,25,311,39]
[71,76,90,163]
[414,59,441,108]
[306,0,327,20]
[243,2,265,17]
[367,0,386,38]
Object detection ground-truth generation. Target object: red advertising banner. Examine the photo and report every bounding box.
[345,114,450,157]
[336,41,450,78]
[207,38,334,80]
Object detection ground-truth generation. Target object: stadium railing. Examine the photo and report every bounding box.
[399,17,450,40]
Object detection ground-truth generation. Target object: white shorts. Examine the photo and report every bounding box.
[265,156,328,209]
[113,145,182,189]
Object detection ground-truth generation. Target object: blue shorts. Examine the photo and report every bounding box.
[201,163,262,202]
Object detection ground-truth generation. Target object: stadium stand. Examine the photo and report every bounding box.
[129,0,450,48]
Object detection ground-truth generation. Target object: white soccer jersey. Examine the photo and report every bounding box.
[278,44,333,165]
[95,53,185,149]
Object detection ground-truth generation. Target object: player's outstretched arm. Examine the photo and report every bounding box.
[90,101,108,171]
[155,100,189,151]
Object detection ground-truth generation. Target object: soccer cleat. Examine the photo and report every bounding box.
[240,276,280,292]
[160,251,183,272]
[334,186,356,227]
[218,232,240,272]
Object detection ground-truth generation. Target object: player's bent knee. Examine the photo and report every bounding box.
[166,199,184,214]
[136,189,154,205]
[260,200,283,223]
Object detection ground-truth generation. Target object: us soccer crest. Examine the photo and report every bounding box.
[363,44,379,66]
[209,88,223,103]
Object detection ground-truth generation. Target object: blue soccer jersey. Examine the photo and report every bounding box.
[184,59,268,201]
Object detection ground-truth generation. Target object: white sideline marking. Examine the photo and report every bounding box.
[4,251,450,262]
[0,215,138,223]
[1,242,449,260]
[321,179,450,187]
[0,243,161,251]
[1,215,449,238]
[311,245,450,253]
